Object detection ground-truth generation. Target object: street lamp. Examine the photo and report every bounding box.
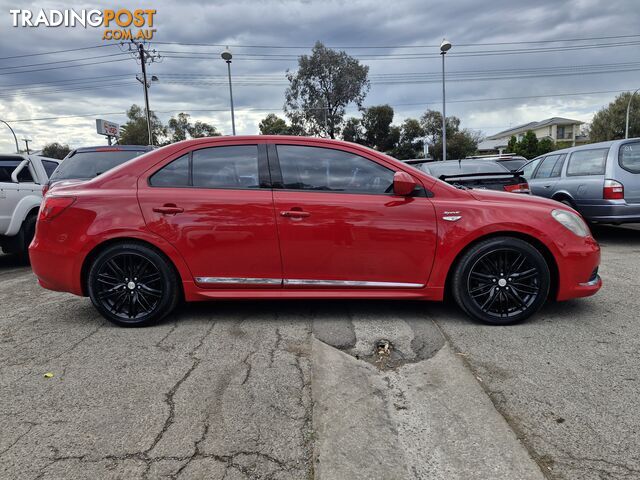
[625,87,640,139]
[0,119,19,153]
[221,48,236,136]
[440,38,452,161]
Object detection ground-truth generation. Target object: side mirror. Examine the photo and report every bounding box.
[393,171,418,196]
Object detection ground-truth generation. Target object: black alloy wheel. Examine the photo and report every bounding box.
[452,237,550,325]
[88,243,179,327]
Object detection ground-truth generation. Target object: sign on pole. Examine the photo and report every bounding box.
[96,119,120,144]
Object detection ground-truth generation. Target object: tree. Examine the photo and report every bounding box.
[119,104,166,145]
[390,118,425,160]
[507,131,557,158]
[167,113,219,144]
[284,41,369,139]
[342,117,364,144]
[361,105,394,150]
[590,91,640,142]
[41,142,71,159]
[259,114,292,135]
[420,110,480,161]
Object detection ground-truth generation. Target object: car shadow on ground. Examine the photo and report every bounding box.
[591,223,640,245]
[0,252,27,269]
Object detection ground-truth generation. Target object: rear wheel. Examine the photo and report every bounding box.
[87,243,179,327]
[452,237,550,325]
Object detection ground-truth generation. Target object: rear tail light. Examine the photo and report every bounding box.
[39,196,75,222]
[603,179,624,200]
[504,182,530,194]
[42,184,50,196]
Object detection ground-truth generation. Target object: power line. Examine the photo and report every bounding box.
[0,57,133,76]
[0,44,118,61]
[0,52,131,71]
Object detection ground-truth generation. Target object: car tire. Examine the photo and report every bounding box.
[452,237,550,325]
[87,242,180,327]
[17,214,36,264]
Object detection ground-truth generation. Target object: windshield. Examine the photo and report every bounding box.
[49,150,147,182]
[423,162,507,176]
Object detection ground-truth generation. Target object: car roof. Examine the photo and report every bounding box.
[426,159,506,168]
[72,145,154,153]
[542,137,640,156]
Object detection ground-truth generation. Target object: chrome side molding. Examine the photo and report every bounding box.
[194,277,424,288]
[195,277,282,285]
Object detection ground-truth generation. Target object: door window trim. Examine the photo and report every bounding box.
[148,144,271,190]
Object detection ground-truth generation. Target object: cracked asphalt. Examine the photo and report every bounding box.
[1,223,639,479]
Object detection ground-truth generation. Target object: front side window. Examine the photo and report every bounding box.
[620,141,640,173]
[277,145,394,194]
[520,158,541,178]
[567,148,609,176]
[149,146,260,189]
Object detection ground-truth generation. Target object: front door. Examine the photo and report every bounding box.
[528,153,566,198]
[270,143,437,288]
[137,143,282,288]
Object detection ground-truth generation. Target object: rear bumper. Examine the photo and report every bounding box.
[578,201,640,223]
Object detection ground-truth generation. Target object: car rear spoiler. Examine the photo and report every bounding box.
[438,171,524,181]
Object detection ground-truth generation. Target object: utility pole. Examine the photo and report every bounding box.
[22,138,31,154]
[625,87,640,139]
[124,40,161,145]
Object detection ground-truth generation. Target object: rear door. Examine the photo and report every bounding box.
[270,143,437,288]
[616,140,640,204]
[137,142,283,288]
[563,148,609,205]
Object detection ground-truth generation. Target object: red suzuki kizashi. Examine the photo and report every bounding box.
[30,136,601,327]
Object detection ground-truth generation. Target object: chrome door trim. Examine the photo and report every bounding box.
[195,277,282,285]
[284,279,424,288]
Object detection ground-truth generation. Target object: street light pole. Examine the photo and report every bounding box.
[221,48,236,135]
[625,87,640,139]
[440,39,452,161]
[0,119,20,153]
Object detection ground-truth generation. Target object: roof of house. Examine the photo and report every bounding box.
[487,117,583,140]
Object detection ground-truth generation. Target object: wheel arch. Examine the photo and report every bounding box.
[443,231,559,302]
[80,237,185,299]
[551,191,575,205]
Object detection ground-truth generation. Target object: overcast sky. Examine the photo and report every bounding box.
[0,0,639,152]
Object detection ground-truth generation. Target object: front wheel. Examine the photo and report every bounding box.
[87,243,179,327]
[452,237,550,325]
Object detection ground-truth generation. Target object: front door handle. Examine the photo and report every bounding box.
[280,210,310,218]
[153,204,184,215]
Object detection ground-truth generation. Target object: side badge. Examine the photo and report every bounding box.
[443,211,462,222]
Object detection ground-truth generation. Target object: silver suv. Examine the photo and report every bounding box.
[520,138,640,224]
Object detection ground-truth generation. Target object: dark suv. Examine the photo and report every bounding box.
[46,145,153,193]
[519,138,640,224]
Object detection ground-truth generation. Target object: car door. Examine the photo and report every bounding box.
[528,154,565,198]
[0,157,39,235]
[137,142,283,288]
[269,143,437,288]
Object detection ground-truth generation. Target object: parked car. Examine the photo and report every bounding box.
[45,145,154,194]
[417,160,530,194]
[30,136,601,327]
[518,138,640,224]
[0,154,59,259]
[464,154,529,172]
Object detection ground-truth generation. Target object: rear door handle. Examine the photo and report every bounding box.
[153,204,184,215]
[280,210,310,218]
[543,185,552,188]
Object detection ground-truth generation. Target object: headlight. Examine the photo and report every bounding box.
[551,209,590,237]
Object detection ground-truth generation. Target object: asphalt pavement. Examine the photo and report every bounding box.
[1,224,639,479]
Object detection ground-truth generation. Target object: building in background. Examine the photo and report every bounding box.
[477,117,588,154]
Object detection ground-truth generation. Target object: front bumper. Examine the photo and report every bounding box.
[555,235,602,301]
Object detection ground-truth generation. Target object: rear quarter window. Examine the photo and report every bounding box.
[619,142,640,173]
[566,148,609,176]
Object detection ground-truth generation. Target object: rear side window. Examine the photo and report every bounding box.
[550,154,566,177]
[150,154,190,187]
[0,161,21,182]
[620,142,640,173]
[277,145,394,194]
[567,148,609,176]
[192,146,259,189]
[149,146,260,189]
[42,160,58,178]
[534,154,564,179]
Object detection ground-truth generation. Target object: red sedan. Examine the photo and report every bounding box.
[30,136,601,327]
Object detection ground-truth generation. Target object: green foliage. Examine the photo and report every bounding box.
[389,119,425,160]
[589,91,640,142]
[167,113,219,143]
[342,117,364,144]
[285,41,370,139]
[259,114,293,135]
[420,109,480,161]
[361,105,395,150]
[41,142,71,160]
[119,105,166,145]
[507,130,558,158]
